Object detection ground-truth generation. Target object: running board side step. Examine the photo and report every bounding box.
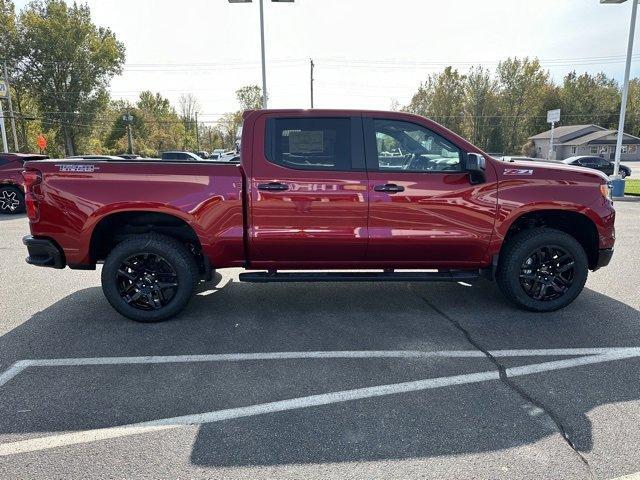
[239,270,480,283]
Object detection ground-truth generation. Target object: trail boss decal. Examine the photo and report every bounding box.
[56,164,99,173]
[503,168,533,176]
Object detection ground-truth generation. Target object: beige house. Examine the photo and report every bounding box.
[529,124,640,161]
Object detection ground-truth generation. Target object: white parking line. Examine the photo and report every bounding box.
[0,347,639,456]
[2,347,639,388]
[611,473,640,480]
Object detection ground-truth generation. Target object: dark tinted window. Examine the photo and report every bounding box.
[266,118,351,171]
[373,119,461,172]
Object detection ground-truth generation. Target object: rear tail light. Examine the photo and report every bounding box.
[22,169,42,191]
[22,169,42,222]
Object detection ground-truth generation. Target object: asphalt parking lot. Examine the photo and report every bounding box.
[1,203,639,480]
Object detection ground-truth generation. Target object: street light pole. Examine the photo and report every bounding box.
[258,0,268,109]
[229,0,295,110]
[602,0,639,196]
[615,0,638,177]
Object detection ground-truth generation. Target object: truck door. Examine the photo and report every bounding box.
[249,114,368,264]
[363,117,497,267]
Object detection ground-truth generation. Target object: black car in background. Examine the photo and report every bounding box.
[562,156,632,178]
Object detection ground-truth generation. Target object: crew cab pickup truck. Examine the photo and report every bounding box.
[21,110,616,322]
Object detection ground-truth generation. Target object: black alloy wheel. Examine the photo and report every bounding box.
[101,233,198,322]
[116,253,179,310]
[496,227,589,312]
[519,245,575,301]
[0,186,24,214]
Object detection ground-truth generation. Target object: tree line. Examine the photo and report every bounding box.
[0,0,259,157]
[402,60,640,155]
[2,0,640,157]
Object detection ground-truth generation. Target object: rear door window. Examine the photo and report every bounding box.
[266,118,352,171]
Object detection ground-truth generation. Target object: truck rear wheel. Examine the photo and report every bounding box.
[496,228,589,312]
[101,233,198,322]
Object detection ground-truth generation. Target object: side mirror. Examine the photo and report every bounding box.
[465,153,486,185]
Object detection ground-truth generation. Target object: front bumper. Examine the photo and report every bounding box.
[594,248,614,271]
[23,235,65,269]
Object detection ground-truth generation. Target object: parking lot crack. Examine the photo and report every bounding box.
[410,287,596,479]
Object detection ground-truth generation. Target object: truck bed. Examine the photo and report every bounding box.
[24,158,245,268]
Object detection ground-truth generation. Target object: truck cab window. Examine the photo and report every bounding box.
[374,119,461,173]
[266,118,351,171]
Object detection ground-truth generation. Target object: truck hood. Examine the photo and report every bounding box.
[498,159,609,183]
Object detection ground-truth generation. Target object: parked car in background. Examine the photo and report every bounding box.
[562,156,632,178]
[161,151,203,161]
[22,109,615,322]
[209,149,225,160]
[117,154,141,160]
[0,153,48,214]
[219,150,240,162]
[195,151,209,159]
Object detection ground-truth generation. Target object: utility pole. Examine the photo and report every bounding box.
[310,58,314,108]
[0,101,8,153]
[3,62,19,151]
[195,112,200,151]
[123,112,134,155]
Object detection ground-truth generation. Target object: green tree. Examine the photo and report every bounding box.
[625,78,640,137]
[138,91,173,117]
[559,72,620,129]
[214,85,265,150]
[236,85,264,111]
[15,0,125,155]
[405,66,466,133]
[138,92,186,156]
[463,66,500,150]
[496,57,551,154]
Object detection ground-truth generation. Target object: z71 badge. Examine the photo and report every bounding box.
[503,168,533,176]
[56,164,99,173]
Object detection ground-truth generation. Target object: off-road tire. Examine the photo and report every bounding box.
[496,227,589,312]
[101,233,198,322]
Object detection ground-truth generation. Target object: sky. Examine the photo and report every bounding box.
[11,0,640,126]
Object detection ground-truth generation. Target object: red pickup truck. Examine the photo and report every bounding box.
[21,110,615,322]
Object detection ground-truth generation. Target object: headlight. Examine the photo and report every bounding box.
[600,182,613,201]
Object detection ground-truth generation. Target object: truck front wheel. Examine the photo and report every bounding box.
[101,233,198,322]
[496,228,589,312]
